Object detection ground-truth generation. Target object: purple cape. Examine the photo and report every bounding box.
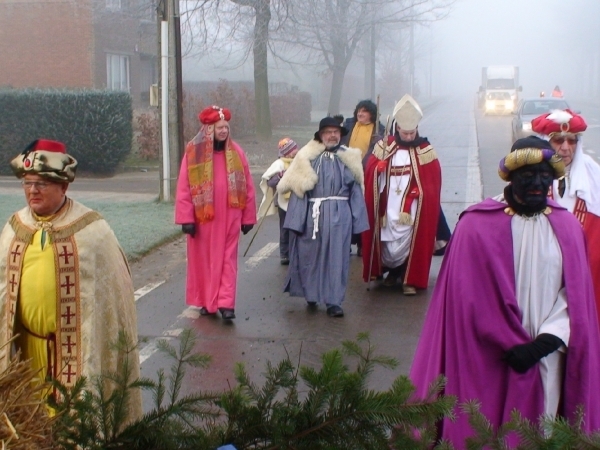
[410,198,600,445]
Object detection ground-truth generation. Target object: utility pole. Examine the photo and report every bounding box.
[157,0,184,201]
[409,19,414,97]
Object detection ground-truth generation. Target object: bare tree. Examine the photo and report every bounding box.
[278,0,453,114]
[181,0,290,139]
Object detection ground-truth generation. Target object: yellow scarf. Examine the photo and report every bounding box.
[349,122,374,158]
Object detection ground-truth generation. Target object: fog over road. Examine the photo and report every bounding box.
[133,95,600,403]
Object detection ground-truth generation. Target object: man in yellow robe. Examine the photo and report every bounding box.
[0,139,142,423]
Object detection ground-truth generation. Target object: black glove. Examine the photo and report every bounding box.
[504,333,564,374]
[181,223,196,238]
[241,224,254,235]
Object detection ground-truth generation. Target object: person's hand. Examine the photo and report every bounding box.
[503,333,563,374]
[376,160,388,173]
[181,223,196,238]
[241,224,254,235]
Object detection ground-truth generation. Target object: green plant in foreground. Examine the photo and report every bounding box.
[50,330,221,449]
[459,401,600,450]
[218,332,455,449]
[44,330,600,449]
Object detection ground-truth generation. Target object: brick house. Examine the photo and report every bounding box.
[0,0,157,108]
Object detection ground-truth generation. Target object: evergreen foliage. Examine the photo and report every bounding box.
[31,329,600,449]
[458,401,600,450]
[50,330,221,449]
[218,332,455,449]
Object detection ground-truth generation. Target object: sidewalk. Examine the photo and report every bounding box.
[0,171,177,262]
[0,171,159,202]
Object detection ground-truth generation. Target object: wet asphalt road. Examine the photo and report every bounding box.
[134,96,600,402]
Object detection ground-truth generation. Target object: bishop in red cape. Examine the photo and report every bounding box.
[362,95,441,294]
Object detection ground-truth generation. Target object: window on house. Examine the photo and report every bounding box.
[139,56,156,103]
[106,54,130,92]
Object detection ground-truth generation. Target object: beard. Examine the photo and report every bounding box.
[325,140,341,150]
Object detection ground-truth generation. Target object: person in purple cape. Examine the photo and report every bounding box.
[410,135,600,446]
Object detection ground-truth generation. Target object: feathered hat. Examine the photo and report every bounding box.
[531,109,587,137]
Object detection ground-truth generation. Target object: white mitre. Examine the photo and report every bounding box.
[392,94,423,131]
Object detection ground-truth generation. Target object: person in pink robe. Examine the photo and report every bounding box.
[175,105,256,320]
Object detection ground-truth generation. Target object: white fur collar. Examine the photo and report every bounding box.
[277,139,364,198]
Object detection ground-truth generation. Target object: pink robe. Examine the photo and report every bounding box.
[175,142,256,312]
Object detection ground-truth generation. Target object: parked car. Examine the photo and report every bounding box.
[511,97,570,141]
[484,91,514,115]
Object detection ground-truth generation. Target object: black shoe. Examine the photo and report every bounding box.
[433,241,448,256]
[280,257,290,265]
[326,305,344,317]
[199,307,216,316]
[307,301,317,307]
[356,246,362,257]
[219,308,236,320]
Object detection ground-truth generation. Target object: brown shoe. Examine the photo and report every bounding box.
[402,284,416,296]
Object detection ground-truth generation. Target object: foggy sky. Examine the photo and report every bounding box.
[429,0,600,99]
[182,0,600,102]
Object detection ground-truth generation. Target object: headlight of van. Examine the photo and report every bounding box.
[522,122,532,131]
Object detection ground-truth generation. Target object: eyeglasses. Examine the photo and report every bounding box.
[21,181,51,191]
[551,136,578,145]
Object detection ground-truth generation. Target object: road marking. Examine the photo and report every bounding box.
[179,307,201,319]
[245,242,279,270]
[466,109,483,206]
[140,242,278,365]
[164,328,183,337]
[139,337,171,364]
[586,149,595,154]
[139,329,183,364]
[134,281,165,302]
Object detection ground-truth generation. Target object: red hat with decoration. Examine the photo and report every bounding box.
[10,139,78,182]
[198,105,232,125]
[531,109,587,136]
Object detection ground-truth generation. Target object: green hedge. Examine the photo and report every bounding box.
[0,89,132,175]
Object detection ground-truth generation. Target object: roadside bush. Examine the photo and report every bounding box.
[135,110,160,160]
[0,89,132,175]
[182,80,311,141]
[270,91,311,127]
[183,80,255,142]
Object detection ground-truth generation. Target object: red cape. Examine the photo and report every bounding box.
[361,137,441,287]
[580,207,600,324]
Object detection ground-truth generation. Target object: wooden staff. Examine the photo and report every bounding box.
[243,193,275,257]
[366,113,391,290]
